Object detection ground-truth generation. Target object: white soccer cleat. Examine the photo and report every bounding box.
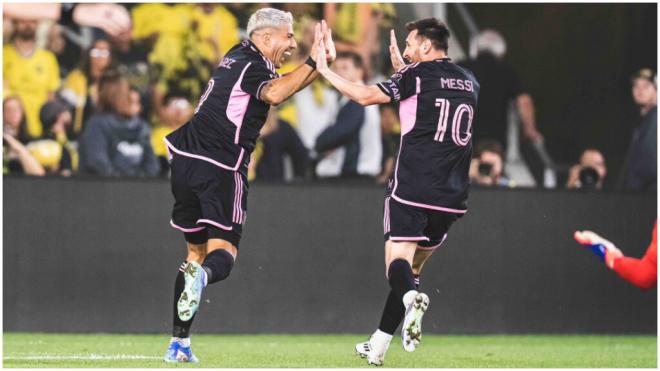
[177,261,205,321]
[355,331,392,366]
[402,292,430,352]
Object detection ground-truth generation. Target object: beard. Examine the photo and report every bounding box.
[15,29,36,41]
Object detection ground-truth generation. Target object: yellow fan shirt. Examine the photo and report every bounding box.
[3,45,61,139]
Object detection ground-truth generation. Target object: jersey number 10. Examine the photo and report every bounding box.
[434,98,474,146]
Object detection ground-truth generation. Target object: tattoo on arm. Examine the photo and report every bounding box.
[259,81,273,103]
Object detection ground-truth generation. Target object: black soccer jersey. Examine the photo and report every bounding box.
[165,39,279,175]
[377,58,480,213]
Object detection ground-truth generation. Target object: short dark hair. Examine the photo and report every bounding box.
[475,139,504,159]
[405,18,450,52]
[336,51,364,69]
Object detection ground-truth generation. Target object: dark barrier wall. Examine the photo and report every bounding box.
[4,177,656,334]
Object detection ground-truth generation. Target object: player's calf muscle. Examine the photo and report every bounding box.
[186,243,207,263]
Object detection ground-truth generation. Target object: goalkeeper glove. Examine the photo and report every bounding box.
[574,230,623,269]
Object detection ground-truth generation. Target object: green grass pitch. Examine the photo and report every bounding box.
[3,333,656,368]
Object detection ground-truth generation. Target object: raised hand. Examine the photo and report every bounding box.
[309,22,322,62]
[316,38,330,74]
[73,4,131,37]
[389,29,406,71]
[321,20,336,63]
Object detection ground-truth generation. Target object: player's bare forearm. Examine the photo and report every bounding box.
[260,63,316,105]
[320,68,389,106]
[517,93,542,141]
[296,69,321,94]
[3,3,60,20]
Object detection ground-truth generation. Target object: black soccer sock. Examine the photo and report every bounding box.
[202,249,235,285]
[377,290,405,335]
[377,274,421,335]
[388,259,416,301]
[173,262,195,338]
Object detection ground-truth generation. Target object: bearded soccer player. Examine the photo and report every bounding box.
[316,18,479,365]
[162,8,336,363]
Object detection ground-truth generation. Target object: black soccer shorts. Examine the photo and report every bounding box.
[383,182,459,250]
[169,153,247,247]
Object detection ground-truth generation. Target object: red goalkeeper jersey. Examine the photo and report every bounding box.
[611,221,657,290]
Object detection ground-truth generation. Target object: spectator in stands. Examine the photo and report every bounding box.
[618,68,657,192]
[566,148,607,190]
[314,52,382,179]
[78,70,159,177]
[25,99,76,176]
[150,91,193,176]
[189,4,240,65]
[376,103,400,185]
[3,18,61,139]
[250,108,310,182]
[129,87,144,119]
[131,3,212,115]
[109,28,153,106]
[61,38,114,139]
[459,30,543,151]
[469,139,512,187]
[2,96,31,143]
[46,21,94,78]
[324,3,395,80]
[3,97,45,176]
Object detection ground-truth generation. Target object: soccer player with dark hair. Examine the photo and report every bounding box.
[316,18,479,365]
[162,8,336,363]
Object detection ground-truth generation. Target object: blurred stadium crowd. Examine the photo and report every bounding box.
[2,3,656,192]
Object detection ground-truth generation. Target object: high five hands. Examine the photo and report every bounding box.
[311,20,336,67]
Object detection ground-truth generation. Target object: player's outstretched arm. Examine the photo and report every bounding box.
[259,63,315,106]
[316,39,390,106]
[575,227,658,290]
[3,3,131,37]
[260,22,335,106]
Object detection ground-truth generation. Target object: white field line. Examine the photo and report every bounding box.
[4,354,161,360]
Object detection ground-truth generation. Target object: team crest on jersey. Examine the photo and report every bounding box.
[219,57,237,69]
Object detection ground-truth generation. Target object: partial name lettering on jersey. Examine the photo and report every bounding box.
[219,57,237,69]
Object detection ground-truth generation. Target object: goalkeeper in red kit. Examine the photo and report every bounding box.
[575,221,657,290]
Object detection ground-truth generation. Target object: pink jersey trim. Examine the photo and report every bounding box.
[233,172,244,224]
[389,236,430,242]
[227,63,252,145]
[398,77,421,136]
[416,234,448,251]
[170,220,206,233]
[164,138,244,172]
[392,193,467,214]
[197,218,233,231]
[383,196,391,234]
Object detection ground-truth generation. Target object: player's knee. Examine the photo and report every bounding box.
[203,248,235,284]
